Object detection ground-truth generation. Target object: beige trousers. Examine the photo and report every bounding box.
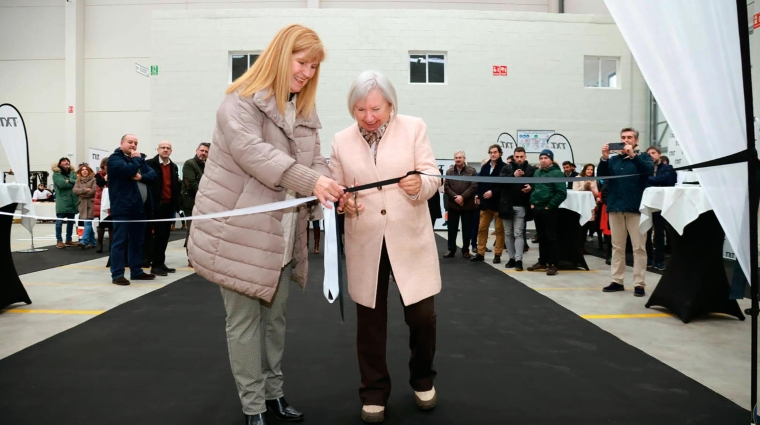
[477,210,505,256]
[609,212,647,287]
[220,265,292,415]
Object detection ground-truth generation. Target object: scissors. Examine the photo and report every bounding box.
[353,178,358,220]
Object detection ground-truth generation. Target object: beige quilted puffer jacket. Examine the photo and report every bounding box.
[188,90,330,301]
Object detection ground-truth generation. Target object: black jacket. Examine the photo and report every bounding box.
[146,155,182,213]
[565,171,579,189]
[498,161,535,220]
[476,158,507,212]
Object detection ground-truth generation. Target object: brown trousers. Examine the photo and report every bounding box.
[356,241,437,406]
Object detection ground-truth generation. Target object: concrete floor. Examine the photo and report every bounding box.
[1,223,755,411]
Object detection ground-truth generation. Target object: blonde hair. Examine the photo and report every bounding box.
[226,24,325,118]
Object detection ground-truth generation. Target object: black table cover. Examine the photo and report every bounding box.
[557,209,589,270]
[645,211,743,323]
[1,203,32,309]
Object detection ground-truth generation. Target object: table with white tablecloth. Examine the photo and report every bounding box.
[555,191,595,270]
[638,186,743,323]
[0,183,33,309]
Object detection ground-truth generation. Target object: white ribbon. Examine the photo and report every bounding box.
[322,206,340,304]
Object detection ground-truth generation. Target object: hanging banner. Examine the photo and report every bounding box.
[0,104,30,189]
[0,103,35,233]
[88,148,110,171]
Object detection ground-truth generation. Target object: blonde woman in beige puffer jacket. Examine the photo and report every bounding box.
[187,25,343,424]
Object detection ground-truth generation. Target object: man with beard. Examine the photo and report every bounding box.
[52,157,78,248]
[182,142,210,266]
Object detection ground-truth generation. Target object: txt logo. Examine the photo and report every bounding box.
[0,117,18,127]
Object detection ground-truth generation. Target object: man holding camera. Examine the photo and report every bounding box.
[598,128,654,297]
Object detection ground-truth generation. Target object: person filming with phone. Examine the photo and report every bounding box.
[597,127,653,298]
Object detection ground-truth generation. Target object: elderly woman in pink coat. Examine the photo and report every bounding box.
[330,70,442,423]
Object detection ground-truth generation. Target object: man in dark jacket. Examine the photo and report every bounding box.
[146,141,182,276]
[645,146,676,271]
[107,134,158,285]
[443,150,478,259]
[527,150,567,276]
[182,142,209,265]
[598,127,654,297]
[472,144,507,263]
[562,161,579,189]
[498,147,534,271]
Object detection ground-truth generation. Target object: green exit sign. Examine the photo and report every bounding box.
[150,65,158,76]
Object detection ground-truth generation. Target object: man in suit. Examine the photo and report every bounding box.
[146,141,182,276]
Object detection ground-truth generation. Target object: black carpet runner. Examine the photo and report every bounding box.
[0,236,748,424]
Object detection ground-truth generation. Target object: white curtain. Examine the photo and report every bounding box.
[604,0,752,282]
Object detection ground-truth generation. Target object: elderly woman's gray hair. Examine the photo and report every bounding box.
[347,70,398,119]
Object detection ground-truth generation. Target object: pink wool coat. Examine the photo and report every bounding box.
[329,115,442,309]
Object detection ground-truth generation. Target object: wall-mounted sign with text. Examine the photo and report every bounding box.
[492,65,508,76]
[135,63,149,77]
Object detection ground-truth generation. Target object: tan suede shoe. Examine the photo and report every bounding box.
[414,387,438,410]
[361,405,385,423]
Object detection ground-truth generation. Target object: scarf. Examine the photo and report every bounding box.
[359,120,389,164]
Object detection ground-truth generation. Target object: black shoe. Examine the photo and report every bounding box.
[492,255,501,264]
[266,397,303,422]
[112,277,130,286]
[132,273,156,281]
[605,257,611,265]
[245,413,267,425]
[150,267,168,277]
[485,247,492,253]
[155,264,176,273]
[443,251,455,258]
[505,258,516,268]
[514,260,523,271]
[603,282,625,292]
[634,286,646,297]
[470,254,485,262]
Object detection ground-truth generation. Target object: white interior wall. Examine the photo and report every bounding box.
[1,0,625,178]
[151,9,647,167]
[0,1,65,175]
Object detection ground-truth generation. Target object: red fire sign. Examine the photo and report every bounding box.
[492,65,508,76]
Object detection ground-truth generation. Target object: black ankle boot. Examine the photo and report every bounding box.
[245,413,267,425]
[265,397,303,421]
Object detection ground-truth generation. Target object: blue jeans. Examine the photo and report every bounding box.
[82,219,96,246]
[55,213,75,243]
[110,215,147,280]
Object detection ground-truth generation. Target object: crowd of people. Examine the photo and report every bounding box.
[439,127,677,297]
[47,141,210,285]
[30,22,682,425]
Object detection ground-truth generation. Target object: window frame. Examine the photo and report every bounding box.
[584,56,620,89]
[229,51,261,83]
[408,52,447,85]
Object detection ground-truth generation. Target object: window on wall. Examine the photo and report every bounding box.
[409,53,446,84]
[584,56,619,88]
[230,53,260,82]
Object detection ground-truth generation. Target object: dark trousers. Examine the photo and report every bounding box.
[356,241,437,406]
[446,208,474,253]
[470,209,479,251]
[151,203,175,267]
[110,215,147,280]
[534,208,559,265]
[646,212,666,264]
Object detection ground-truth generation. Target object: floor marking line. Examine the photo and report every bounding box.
[533,287,600,291]
[3,309,106,315]
[581,313,673,319]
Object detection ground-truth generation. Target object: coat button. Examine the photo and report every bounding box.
[381,209,386,215]
[377,186,382,190]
